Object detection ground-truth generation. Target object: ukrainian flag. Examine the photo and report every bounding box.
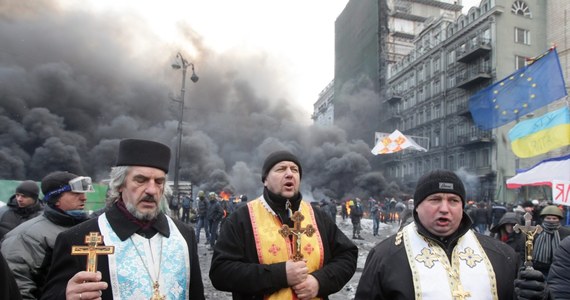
[509,106,570,158]
[469,48,567,130]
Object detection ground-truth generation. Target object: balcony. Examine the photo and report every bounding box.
[386,89,403,104]
[457,38,491,63]
[387,113,403,122]
[457,102,471,117]
[458,130,493,146]
[456,65,492,89]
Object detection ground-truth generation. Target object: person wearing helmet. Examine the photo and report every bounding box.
[1,171,93,299]
[532,205,570,277]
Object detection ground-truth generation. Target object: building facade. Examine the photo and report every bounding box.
[385,0,549,202]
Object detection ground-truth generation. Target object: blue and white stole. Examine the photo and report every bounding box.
[402,223,498,300]
[98,213,190,299]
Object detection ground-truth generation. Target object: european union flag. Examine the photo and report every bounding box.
[469,48,567,130]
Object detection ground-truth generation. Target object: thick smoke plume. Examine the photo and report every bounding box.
[0,0,396,201]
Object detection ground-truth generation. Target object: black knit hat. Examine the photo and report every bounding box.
[116,139,171,173]
[41,171,79,202]
[413,169,466,206]
[15,180,39,200]
[261,150,302,182]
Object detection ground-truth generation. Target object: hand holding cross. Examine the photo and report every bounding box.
[71,232,115,272]
[279,211,315,261]
[514,212,542,269]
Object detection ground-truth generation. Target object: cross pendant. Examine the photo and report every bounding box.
[150,281,166,300]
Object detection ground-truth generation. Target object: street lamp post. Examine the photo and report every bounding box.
[171,52,198,215]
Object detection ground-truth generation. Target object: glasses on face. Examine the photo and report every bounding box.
[68,176,95,193]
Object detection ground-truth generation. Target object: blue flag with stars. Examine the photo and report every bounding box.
[469,48,567,130]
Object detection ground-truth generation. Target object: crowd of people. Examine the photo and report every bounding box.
[0,138,569,299]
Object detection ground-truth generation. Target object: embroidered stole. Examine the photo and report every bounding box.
[248,197,324,300]
[402,223,498,300]
[98,214,191,300]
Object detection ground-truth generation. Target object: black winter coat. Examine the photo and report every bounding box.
[0,195,42,240]
[355,213,520,300]
[548,235,570,299]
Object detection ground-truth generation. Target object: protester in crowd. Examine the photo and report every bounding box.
[0,251,22,300]
[326,199,338,223]
[2,171,92,299]
[41,139,204,299]
[490,201,507,237]
[473,202,491,234]
[0,180,43,241]
[522,200,540,225]
[350,198,364,240]
[181,193,192,223]
[194,190,210,244]
[355,169,541,299]
[532,205,570,277]
[489,212,525,262]
[210,150,357,300]
[547,236,570,299]
[341,200,348,221]
[371,203,381,237]
[207,192,224,251]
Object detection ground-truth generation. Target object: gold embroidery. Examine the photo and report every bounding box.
[458,247,483,268]
[395,231,403,245]
[415,248,438,268]
[452,284,471,300]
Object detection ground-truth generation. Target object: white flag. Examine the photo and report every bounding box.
[371,130,427,155]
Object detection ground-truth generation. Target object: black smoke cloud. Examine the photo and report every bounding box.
[0,0,398,201]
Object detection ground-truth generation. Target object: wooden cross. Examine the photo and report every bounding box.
[514,212,542,268]
[71,232,115,272]
[452,284,471,300]
[278,211,316,261]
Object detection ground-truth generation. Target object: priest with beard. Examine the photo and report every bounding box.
[41,139,205,300]
[209,150,357,300]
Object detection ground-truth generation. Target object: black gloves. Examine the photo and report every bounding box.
[514,268,549,300]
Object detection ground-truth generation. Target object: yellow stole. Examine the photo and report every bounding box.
[248,197,324,300]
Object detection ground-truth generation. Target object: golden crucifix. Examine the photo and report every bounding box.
[514,212,542,268]
[71,232,115,272]
[278,211,316,261]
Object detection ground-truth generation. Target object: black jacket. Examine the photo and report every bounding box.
[355,213,520,300]
[210,194,358,299]
[547,235,570,299]
[0,195,42,240]
[40,203,204,300]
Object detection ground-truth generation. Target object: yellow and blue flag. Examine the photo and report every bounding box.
[469,48,567,130]
[508,107,570,158]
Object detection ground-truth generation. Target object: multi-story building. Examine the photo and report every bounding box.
[385,0,549,202]
[312,80,335,127]
[314,0,567,202]
[330,0,462,145]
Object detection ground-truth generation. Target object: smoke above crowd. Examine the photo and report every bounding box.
[0,0,398,201]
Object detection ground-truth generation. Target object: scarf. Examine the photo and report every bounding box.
[533,221,561,264]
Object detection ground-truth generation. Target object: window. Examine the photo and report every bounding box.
[511,1,531,17]
[448,50,455,65]
[515,55,527,69]
[433,79,441,95]
[515,27,531,45]
[433,57,440,72]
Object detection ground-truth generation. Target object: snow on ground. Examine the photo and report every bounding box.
[197,215,401,299]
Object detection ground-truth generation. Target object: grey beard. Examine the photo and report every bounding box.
[125,200,159,221]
